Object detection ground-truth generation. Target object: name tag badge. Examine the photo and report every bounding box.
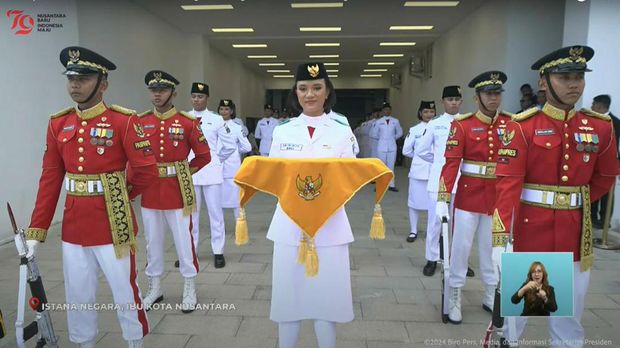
[280,143,303,151]
[535,129,555,136]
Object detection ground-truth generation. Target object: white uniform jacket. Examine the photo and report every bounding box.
[221,119,252,179]
[414,112,459,193]
[402,122,431,180]
[267,114,357,247]
[255,117,278,154]
[188,108,237,185]
[369,115,403,152]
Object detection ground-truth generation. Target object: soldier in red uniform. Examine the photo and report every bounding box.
[436,71,512,324]
[138,70,211,313]
[493,46,620,347]
[26,46,158,348]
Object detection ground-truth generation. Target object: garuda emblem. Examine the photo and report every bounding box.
[133,123,146,138]
[449,126,456,138]
[307,64,320,78]
[296,174,323,201]
[501,129,515,146]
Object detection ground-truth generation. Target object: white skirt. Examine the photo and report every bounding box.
[270,243,354,323]
[221,178,239,208]
[408,178,430,210]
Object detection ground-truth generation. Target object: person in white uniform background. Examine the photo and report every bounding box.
[369,102,403,191]
[268,62,356,348]
[255,104,278,156]
[367,108,381,159]
[217,99,252,220]
[402,100,435,243]
[415,85,462,276]
[186,82,237,269]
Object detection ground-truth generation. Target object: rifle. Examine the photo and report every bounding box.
[439,216,450,323]
[8,202,59,348]
[483,209,516,348]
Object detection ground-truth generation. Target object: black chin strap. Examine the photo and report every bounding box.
[80,73,103,105]
[544,73,567,106]
[477,91,496,117]
[163,87,175,108]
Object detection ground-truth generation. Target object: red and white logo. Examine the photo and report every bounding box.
[6,9,35,35]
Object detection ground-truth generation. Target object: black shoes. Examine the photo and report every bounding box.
[174,260,180,268]
[406,233,417,243]
[388,187,399,192]
[423,261,437,276]
[214,254,226,268]
[466,267,475,277]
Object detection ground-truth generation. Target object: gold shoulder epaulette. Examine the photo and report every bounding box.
[50,106,74,119]
[137,110,152,117]
[512,107,539,122]
[179,111,196,120]
[110,104,136,116]
[455,112,473,121]
[502,110,515,117]
[581,108,611,121]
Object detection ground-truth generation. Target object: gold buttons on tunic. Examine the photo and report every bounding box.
[78,157,84,162]
[488,157,493,161]
[524,218,529,223]
[565,144,569,149]
[160,133,164,138]
[476,137,480,141]
[81,121,87,126]
[565,154,570,160]
[159,153,164,158]
[546,142,551,147]
[159,146,164,151]
[160,139,164,144]
[489,150,494,154]
[488,137,493,141]
[78,129,85,134]
[488,130,493,135]
[564,133,569,138]
[563,165,569,171]
[77,166,83,172]
[78,137,84,143]
[78,147,84,153]
[561,175,568,182]
[62,138,67,143]
[564,123,568,128]
[489,143,494,148]
[160,120,165,124]
[160,127,165,131]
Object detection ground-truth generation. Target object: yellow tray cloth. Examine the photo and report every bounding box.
[233,157,393,276]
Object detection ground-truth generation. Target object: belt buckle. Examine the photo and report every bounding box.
[158,167,167,177]
[486,166,496,176]
[75,181,87,193]
[554,193,570,208]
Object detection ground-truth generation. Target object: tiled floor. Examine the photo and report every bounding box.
[1,167,619,347]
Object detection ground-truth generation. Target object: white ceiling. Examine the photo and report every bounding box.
[131,0,488,79]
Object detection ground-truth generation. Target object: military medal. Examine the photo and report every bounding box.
[173,140,179,147]
[90,138,98,145]
[584,144,592,152]
[576,143,584,151]
[105,140,113,146]
[179,135,184,140]
[97,138,106,145]
[583,153,590,162]
[592,145,599,153]
[97,147,105,155]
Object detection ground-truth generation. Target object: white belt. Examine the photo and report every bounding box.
[157,164,177,177]
[521,188,582,209]
[65,177,104,194]
[460,162,495,178]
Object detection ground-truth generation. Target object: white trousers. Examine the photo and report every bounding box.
[448,209,496,288]
[62,242,149,343]
[377,151,396,187]
[504,262,590,348]
[278,320,336,348]
[408,207,420,234]
[141,208,199,278]
[193,184,226,254]
[425,192,454,261]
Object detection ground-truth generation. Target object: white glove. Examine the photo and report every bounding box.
[492,246,504,270]
[435,201,450,221]
[26,240,39,258]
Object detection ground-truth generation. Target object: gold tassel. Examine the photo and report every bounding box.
[304,240,319,277]
[297,237,308,264]
[369,203,386,240]
[235,207,249,246]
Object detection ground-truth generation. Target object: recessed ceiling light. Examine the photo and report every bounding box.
[291,2,344,8]
[182,4,234,10]
[309,54,339,58]
[404,1,459,7]
[259,63,285,66]
[300,27,342,32]
[329,75,339,78]
[324,62,340,66]
[273,75,295,78]
[305,43,341,47]
[373,54,404,58]
[360,74,382,77]
[364,69,388,72]
[380,42,416,46]
[267,69,291,73]
[247,55,277,59]
[232,44,268,48]
[212,27,254,33]
[326,69,339,73]
[368,62,395,65]
[389,25,434,30]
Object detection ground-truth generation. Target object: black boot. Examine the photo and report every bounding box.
[466,266,475,277]
[214,254,226,268]
[423,261,437,276]
[174,260,179,268]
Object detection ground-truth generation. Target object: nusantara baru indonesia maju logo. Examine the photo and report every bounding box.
[6,9,67,35]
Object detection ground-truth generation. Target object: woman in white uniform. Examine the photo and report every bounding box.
[218,99,252,219]
[402,101,436,242]
[268,62,356,348]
